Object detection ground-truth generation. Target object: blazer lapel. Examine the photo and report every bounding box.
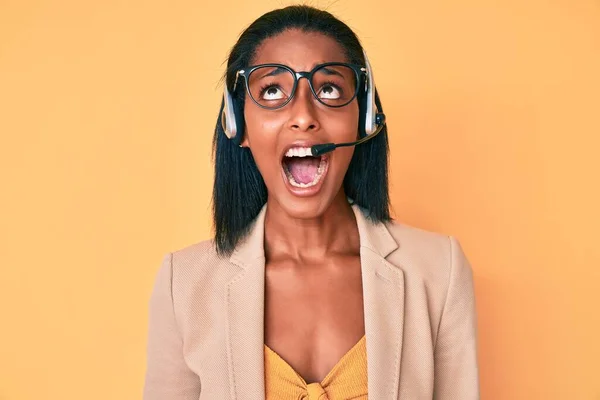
[225,206,268,400]
[223,204,404,400]
[353,205,405,400]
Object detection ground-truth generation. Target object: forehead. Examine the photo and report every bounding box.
[251,29,349,70]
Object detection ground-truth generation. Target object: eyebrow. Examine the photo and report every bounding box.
[257,67,288,80]
[318,67,344,78]
[255,65,346,80]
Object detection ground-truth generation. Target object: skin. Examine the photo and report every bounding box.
[240,29,366,384]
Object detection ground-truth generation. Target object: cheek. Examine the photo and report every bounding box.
[243,108,285,177]
[244,106,286,145]
[323,105,360,142]
[325,107,360,174]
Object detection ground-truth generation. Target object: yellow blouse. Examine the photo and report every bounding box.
[264,335,368,400]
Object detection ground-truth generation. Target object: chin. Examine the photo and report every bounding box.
[273,193,332,220]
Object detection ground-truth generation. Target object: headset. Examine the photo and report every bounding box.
[221,49,386,156]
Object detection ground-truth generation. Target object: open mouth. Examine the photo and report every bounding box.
[281,147,329,189]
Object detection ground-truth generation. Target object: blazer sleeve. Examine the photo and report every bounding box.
[433,236,480,400]
[143,253,201,400]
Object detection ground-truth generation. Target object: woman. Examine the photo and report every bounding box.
[144,5,479,400]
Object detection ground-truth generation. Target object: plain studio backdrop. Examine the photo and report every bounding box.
[1,0,599,399]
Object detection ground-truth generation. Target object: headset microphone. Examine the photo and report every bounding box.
[310,113,386,157]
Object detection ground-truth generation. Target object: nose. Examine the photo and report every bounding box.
[286,77,320,132]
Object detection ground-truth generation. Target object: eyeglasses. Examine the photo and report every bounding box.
[233,62,367,110]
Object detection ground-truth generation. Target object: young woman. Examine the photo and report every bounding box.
[144,5,479,400]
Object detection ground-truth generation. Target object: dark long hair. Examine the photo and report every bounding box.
[212,5,391,256]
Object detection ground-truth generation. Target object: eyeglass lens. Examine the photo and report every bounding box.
[247,65,358,109]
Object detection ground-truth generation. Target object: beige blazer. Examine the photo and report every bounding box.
[144,204,479,399]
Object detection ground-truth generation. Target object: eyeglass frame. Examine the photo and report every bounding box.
[232,62,368,110]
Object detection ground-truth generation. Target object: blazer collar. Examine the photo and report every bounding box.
[229,204,268,270]
[224,203,405,400]
[229,203,399,266]
[351,203,398,258]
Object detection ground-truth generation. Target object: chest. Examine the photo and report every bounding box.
[263,254,365,383]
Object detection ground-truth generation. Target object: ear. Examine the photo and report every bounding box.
[239,128,249,148]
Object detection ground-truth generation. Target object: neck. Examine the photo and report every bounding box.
[264,191,360,262]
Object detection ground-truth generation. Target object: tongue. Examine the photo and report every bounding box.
[286,157,320,184]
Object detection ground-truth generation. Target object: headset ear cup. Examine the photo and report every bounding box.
[219,101,232,139]
[357,76,369,138]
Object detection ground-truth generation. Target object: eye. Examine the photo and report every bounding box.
[317,82,342,99]
[260,85,287,100]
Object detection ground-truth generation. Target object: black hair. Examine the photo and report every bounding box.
[212,5,391,256]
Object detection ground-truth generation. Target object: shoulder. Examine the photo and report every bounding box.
[166,238,232,282]
[385,218,451,253]
[383,218,472,286]
[155,239,234,302]
[170,238,220,268]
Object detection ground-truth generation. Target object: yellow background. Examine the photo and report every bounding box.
[1,0,599,398]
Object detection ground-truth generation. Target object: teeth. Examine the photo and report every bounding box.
[283,157,328,188]
[284,147,313,158]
